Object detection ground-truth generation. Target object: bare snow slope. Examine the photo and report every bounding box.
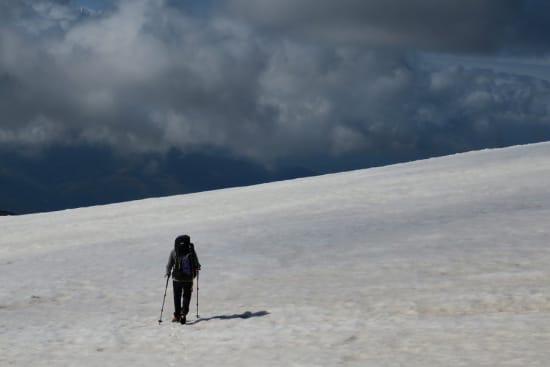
[2,143,550,366]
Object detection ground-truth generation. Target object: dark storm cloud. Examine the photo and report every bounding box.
[225,0,550,53]
[1,0,550,166]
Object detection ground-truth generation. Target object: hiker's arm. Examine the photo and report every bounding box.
[191,243,201,271]
[195,253,201,271]
[165,250,174,277]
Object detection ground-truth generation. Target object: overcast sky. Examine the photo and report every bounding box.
[2,0,550,213]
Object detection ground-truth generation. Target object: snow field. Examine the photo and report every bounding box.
[1,142,550,366]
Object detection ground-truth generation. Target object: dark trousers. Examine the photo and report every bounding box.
[173,281,193,317]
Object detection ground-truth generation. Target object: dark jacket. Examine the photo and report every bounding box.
[166,243,201,282]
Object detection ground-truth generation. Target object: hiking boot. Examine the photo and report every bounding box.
[172,314,180,322]
[180,315,186,324]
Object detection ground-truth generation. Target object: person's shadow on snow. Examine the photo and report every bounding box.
[187,310,269,325]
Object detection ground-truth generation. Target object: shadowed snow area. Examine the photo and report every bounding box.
[1,142,550,366]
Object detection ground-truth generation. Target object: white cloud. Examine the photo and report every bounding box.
[1,0,550,162]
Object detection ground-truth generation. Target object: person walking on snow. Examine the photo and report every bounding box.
[165,234,201,324]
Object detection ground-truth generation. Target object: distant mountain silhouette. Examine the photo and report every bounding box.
[0,146,316,214]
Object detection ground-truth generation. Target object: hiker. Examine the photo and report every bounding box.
[165,234,201,324]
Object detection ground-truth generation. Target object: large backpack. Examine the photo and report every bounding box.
[173,252,193,280]
[172,235,199,280]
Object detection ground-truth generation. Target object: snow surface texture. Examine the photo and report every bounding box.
[2,143,550,366]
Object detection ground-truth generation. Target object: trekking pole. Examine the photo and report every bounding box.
[196,271,200,319]
[158,275,170,324]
